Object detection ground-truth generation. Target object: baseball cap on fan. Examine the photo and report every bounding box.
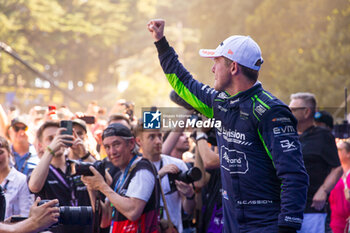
[199,35,264,71]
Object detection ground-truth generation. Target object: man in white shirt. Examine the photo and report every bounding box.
[135,123,195,233]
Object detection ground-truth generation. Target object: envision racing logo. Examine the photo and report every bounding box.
[217,126,252,146]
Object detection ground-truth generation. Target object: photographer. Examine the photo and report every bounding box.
[135,122,196,233]
[81,123,159,233]
[28,121,92,233]
[0,197,59,233]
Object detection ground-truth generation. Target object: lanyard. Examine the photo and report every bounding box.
[111,155,138,218]
[15,153,31,173]
[49,165,77,206]
[1,180,9,193]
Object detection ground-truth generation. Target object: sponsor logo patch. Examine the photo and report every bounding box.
[272,117,292,123]
[221,146,249,174]
[280,139,298,152]
[255,105,267,115]
[217,92,229,99]
[216,126,252,146]
[273,125,296,136]
[230,99,240,105]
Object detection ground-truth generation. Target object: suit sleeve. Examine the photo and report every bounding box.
[155,37,217,118]
[258,106,309,230]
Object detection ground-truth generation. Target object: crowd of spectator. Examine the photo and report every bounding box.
[0,93,349,233]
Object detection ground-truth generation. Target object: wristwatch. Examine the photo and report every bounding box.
[196,132,208,142]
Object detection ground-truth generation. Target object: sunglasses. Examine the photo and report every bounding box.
[13,125,28,132]
[290,107,307,112]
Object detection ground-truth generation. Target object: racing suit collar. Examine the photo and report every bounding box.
[227,82,263,108]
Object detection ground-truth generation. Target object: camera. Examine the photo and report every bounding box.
[10,200,93,226]
[167,167,202,194]
[69,159,105,177]
[38,200,93,226]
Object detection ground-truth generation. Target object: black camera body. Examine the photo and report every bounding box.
[167,167,202,194]
[69,160,105,177]
[38,200,93,226]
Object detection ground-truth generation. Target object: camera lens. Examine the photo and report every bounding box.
[59,206,93,225]
[177,167,202,183]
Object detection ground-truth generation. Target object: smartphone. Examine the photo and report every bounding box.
[60,120,73,147]
[79,115,96,124]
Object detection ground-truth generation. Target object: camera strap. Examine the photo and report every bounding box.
[158,171,177,231]
[49,165,78,206]
[1,180,9,193]
[111,155,138,218]
[14,152,31,173]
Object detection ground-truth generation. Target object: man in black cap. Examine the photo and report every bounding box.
[82,123,159,233]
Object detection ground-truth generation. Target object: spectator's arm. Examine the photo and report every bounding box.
[29,129,72,193]
[1,197,59,233]
[175,181,196,215]
[28,149,53,193]
[82,166,147,222]
[162,131,183,155]
[162,110,194,155]
[194,147,210,189]
[196,137,220,169]
[312,166,343,210]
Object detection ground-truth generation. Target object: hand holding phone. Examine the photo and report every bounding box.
[60,120,73,147]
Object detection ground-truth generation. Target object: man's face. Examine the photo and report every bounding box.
[174,133,190,153]
[212,57,233,91]
[37,126,66,158]
[41,126,58,148]
[103,136,134,169]
[289,99,308,123]
[137,131,162,158]
[9,123,28,144]
[73,125,86,141]
[337,141,349,163]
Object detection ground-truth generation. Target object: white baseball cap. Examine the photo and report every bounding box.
[199,35,263,71]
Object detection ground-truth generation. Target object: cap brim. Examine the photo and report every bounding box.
[12,121,27,127]
[199,49,219,58]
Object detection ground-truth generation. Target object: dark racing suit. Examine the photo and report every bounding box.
[154,37,308,233]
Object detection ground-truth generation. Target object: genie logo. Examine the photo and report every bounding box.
[221,146,249,174]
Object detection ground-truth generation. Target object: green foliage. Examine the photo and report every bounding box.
[245,0,350,108]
